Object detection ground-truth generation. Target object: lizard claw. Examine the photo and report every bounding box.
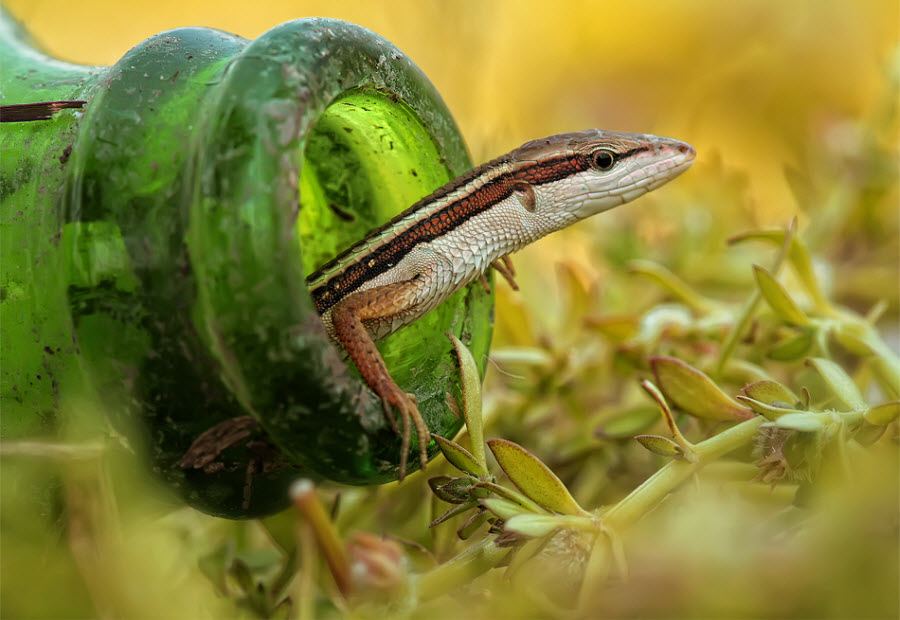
[379,399,400,435]
[491,256,519,291]
[376,383,431,480]
[478,273,491,294]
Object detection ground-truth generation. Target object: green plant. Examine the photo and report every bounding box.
[279,214,897,615]
[2,60,896,619]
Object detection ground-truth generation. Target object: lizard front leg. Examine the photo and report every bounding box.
[491,255,519,290]
[330,278,429,480]
[479,255,519,292]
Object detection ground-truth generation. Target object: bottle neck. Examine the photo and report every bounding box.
[0,13,493,505]
[0,12,97,104]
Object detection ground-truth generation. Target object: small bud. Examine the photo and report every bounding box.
[754,427,792,485]
[768,328,815,361]
[346,532,407,595]
[635,434,687,460]
[449,334,488,471]
[651,356,752,421]
[433,434,488,477]
[487,438,586,516]
[729,228,830,312]
[741,380,800,408]
[753,265,810,326]
[738,380,805,420]
[427,475,473,504]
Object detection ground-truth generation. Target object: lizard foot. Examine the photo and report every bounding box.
[377,383,430,480]
[478,273,491,294]
[491,255,519,290]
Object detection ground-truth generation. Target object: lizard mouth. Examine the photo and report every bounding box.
[619,141,696,189]
[579,146,696,211]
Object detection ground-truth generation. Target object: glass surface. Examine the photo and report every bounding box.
[0,17,494,515]
[298,89,476,402]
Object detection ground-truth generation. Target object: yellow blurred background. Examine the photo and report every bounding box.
[2,4,898,618]
[6,0,898,217]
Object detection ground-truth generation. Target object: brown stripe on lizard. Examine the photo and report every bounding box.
[306,129,695,478]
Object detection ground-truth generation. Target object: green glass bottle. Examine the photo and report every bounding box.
[0,15,493,517]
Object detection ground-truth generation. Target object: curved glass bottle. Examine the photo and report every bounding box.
[0,16,493,517]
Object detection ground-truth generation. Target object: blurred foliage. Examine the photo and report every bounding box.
[2,2,899,619]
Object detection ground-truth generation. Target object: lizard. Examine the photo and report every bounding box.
[306,129,695,478]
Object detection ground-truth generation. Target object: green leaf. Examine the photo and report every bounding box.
[487,438,586,516]
[430,501,478,528]
[557,262,594,339]
[735,395,804,421]
[717,219,796,376]
[741,380,800,408]
[433,435,488,478]
[473,481,545,514]
[428,475,456,502]
[855,422,887,446]
[753,265,810,326]
[872,356,900,400]
[504,537,551,581]
[504,514,594,538]
[639,380,693,449]
[490,347,553,367]
[481,497,530,521]
[579,532,612,603]
[503,514,562,538]
[198,543,235,596]
[833,322,900,398]
[260,511,298,556]
[717,359,771,385]
[584,315,638,341]
[450,334,487,471]
[773,412,826,432]
[805,358,867,411]
[729,229,829,311]
[596,406,660,439]
[768,329,814,361]
[651,356,752,421]
[634,434,685,459]
[428,476,473,504]
[628,259,714,313]
[457,510,490,540]
[864,401,900,426]
[228,558,255,594]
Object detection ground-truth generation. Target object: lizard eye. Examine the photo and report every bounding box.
[591,149,616,171]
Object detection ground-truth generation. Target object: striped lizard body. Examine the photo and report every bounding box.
[306,129,695,477]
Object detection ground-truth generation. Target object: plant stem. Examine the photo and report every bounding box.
[716,219,796,376]
[602,417,764,530]
[295,523,317,620]
[291,480,352,598]
[417,539,508,601]
[0,440,105,460]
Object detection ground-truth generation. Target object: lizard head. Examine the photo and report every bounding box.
[510,129,695,229]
